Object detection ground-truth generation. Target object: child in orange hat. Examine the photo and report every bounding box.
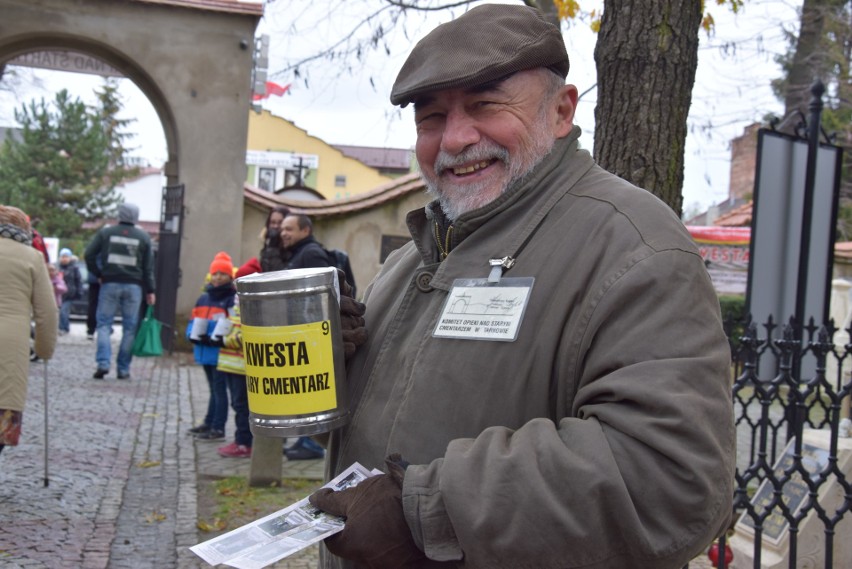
[185,252,236,440]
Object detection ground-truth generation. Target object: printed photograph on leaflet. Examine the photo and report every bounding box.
[191,462,380,569]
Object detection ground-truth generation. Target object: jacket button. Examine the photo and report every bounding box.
[415,271,434,292]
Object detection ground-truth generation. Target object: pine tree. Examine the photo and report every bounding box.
[0,80,138,240]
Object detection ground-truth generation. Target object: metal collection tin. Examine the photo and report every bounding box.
[235,267,348,437]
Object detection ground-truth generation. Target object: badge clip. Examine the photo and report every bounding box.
[488,256,515,283]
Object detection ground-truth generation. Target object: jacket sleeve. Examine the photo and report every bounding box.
[142,237,156,293]
[402,249,735,568]
[32,260,58,360]
[55,275,68,300]
[301,243,332,269]
[84,232,103,278]
[73,266,83,299]
[236,257,261,279]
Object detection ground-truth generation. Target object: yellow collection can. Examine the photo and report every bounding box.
[235,267,349,437]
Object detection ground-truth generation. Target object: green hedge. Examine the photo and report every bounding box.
[719,295,746,340]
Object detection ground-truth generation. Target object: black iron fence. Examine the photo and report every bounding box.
[696,315,852,569]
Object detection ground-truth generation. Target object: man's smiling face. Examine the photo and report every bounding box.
[413,69,568,220]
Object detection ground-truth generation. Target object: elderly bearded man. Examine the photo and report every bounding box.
[309,4,735,569]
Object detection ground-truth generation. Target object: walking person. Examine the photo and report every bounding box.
[186,252,237,441]
[0,205,57,456]
[84,202,156,380]
[57,248,82,335]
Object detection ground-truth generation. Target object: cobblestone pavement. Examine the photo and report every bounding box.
[0,322,323,569]
[0,322,723,569]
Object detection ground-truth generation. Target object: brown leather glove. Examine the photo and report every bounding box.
[309,456,426,569]
[337,269,367,359]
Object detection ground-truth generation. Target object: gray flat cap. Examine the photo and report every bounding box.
[390,4,568,107]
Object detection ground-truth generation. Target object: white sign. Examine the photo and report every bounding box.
[246,150,319,169]
[8,51,123,78]
[433,278,534,342]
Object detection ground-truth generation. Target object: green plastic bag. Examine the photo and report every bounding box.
[132,305,163,357]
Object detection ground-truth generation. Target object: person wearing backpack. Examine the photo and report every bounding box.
[277,213,334,461]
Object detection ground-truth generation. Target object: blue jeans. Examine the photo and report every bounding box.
[295,436,324,453]
[59,299,73,332]
[202,365,229,432]
[96,282,142,375]
[224,372,252,447]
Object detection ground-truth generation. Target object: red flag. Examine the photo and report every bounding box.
[253,81,291,101]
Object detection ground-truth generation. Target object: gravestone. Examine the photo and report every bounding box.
[729,429,852,568]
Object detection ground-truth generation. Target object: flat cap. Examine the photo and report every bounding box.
[390,4,568,107]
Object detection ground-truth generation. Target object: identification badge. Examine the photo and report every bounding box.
[433,277,534,342]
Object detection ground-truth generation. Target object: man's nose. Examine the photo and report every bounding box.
[440,109,480,155]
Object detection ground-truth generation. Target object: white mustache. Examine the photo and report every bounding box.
[434,141,510,176]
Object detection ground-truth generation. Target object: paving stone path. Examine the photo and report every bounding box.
[0,323,323,569]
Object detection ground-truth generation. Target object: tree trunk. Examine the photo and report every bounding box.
[782,0,839,121]
[593,0,702,216]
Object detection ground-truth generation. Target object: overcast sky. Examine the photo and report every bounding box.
[0,0,803,215]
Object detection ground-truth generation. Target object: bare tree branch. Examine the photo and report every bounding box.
[383,0,480,11]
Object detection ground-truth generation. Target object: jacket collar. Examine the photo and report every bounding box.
[288,235,319,254]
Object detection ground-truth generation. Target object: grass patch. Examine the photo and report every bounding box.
[197,476,322,534]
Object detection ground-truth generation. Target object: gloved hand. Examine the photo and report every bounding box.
[340,295,366,359]
[309,455,425,569]
[337,269,367,360]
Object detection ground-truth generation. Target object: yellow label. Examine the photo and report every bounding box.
[241,321,336,415]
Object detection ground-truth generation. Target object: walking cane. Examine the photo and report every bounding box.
[43,359,49,487]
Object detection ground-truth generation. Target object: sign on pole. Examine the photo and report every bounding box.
[747,130,842,328]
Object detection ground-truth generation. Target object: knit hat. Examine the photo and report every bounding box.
[209,252,234,276]
[390,4,569,107]
[60,248,72,258]
[118,203,140,224]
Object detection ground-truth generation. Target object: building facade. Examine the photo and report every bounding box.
[246,110,409,200]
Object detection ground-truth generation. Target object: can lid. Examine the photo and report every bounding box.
[235,267,338,294]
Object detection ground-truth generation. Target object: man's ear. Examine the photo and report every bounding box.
[553,84,579,139]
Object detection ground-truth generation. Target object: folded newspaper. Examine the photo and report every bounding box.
[191,462,380,569]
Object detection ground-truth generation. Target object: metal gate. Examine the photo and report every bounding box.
[155,183,184,352]
[695,315,852,569]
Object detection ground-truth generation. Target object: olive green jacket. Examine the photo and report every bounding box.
[326,129,734,569]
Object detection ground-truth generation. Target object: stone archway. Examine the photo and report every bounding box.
[0,0,262,333]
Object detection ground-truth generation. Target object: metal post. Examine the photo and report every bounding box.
[43,359,49,487]
[789,80,824,440]
[793,80,825,335]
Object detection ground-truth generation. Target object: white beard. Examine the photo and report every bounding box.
[420,107,556,221]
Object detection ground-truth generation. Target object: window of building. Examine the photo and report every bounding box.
[335,175,347,187]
